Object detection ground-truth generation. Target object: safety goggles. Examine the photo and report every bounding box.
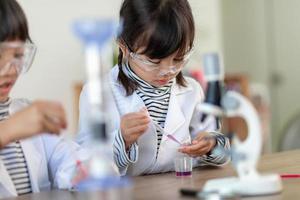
[128,48,193,77]
[0,41,37,76]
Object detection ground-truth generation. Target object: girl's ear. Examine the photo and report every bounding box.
[118,40,129,57]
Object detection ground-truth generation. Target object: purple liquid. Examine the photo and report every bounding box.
[176,171,192,177]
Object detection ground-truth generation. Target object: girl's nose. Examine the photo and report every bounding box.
[0,61,19,76]
[160,59,175,70]
[158,68,177,77]
[9,63,19,75]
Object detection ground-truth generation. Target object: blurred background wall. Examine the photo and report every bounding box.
[221,0,300,152]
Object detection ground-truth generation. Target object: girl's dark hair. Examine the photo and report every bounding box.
[0,0,31,42]
[117,0,195,95]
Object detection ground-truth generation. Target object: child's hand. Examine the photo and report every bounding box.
[120,108,150,150]
[3,101,67,144]
[178,132,216,157]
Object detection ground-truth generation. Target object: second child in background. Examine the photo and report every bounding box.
[0,0,86,198]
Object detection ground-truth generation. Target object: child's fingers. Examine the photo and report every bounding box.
[123,111,149,121]
[186,148,211,157]
[126,117,150,128]
[192,135,214,145]
[192,132,215,145]
[179,140,210,154]
[45,102,66,117]
[35,101,67,129]
[179,146,210,156]
[194,132,211,141]
[43,110,67,129]
[122,111,150,128]
[127,124,149,136]
[180,143,205,153]
[121,123,149,147]
[42,115,63,135]
[189,146,210,155]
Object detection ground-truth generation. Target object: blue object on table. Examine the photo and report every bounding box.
[74,176,132,191]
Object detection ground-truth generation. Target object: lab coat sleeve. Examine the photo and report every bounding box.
[113,130,138,176]
[190,113,230,166]
[195,131,231,166]
[41,134,87,190]
[77,85,92,145]
[189,79,230,166]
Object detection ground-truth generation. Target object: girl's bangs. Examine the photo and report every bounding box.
[132,5,194,59]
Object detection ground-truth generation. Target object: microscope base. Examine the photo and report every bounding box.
[203,174,282,196]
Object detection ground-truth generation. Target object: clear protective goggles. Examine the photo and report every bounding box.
[0,41,37,76]
[128,48,193,77]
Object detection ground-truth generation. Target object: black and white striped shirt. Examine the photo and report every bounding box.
[125,63,172,155]
[113,62,172,168]
[0,99,32,195]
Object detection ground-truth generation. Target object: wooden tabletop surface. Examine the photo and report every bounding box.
[4,150,300,200]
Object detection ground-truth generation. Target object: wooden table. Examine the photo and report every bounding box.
[4,150,300,200]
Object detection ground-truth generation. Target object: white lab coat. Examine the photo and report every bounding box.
[0,99,83,199]
[77,66,227,176]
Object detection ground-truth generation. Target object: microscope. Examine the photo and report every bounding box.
[199,53,282,197]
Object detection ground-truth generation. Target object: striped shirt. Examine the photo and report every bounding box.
[125,63,172,155]
[113,62,172,169]
[0,99,32,195]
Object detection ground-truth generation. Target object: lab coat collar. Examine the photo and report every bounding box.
[161,82,193,143]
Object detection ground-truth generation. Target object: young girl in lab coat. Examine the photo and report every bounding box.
[0,0,82,198]
[78,0,230,176]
